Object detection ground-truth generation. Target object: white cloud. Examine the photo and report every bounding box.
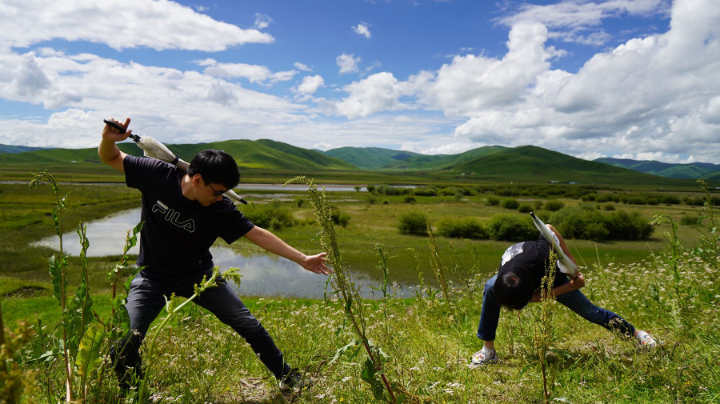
[612,152,697,164]
[296,75,325,94]
[294,62,312,72]
[312,142,333,151]
[254,13,273,29]
[335,73,405,119]
[499,0,670,46]
[0,0,273,51]
[194,5,209,12]
[337,53,361,74]
[352,23,372,39]
[199,60,296,84]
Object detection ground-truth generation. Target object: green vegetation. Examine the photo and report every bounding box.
[596,157,720,179]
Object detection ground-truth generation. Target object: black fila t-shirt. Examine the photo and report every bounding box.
[124,155,254,280]
[497,234,566,291]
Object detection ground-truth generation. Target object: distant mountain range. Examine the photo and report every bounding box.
[1,140,716,186]
[0,144,50,154]
[595,158,720,180]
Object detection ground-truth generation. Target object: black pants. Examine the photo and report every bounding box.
[111,270,290,384]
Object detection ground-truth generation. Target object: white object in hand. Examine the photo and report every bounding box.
[530,212,578,276]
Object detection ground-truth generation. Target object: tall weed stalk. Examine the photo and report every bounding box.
[287,176,396,403]
[426,225,455,318]
[696,180,718,266]
[650,213,683,294]
[137,266,241,403]
[533,250,557,404]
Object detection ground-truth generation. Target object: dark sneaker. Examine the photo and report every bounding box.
[279,368,312,393]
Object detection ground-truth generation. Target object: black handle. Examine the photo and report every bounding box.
[103,119,126,134]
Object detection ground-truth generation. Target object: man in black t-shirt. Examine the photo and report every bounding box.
[99,118,328,392]
[471,225,657,367]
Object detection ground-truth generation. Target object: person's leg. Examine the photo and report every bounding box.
[477,274,501,345]
[554,278,635,338]
[191,277,290,380]
[110,271,167,386]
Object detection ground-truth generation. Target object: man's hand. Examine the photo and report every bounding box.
[102,118,132,143]
[569,272,585,290]
[301,252,330,275]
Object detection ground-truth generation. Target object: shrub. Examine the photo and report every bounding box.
[404,195,416,204]
[535,201,544,210]
[294,196,305,208]
[661,195,681,205]
[595,194,613,203]
[398,212,429,236]
[603,210,653,239]
[437,218,488,239]
[646,198,659,206]
[681,215,700,225]
[367,195,377,205]
[582,193,597,202]
[366,185,376,193]
[501,199,520,210]
[382,200,389,205]
[375,184,404,196]
[242,202,294,231]
[486,196,500,206]
[414,187,437,197]
[486,214,537,242]
[603,203,615,211]
[518,203,533,213]
[330,207,351,228]
[543,200,565,212]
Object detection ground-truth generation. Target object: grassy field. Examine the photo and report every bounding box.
[1,170,719,403]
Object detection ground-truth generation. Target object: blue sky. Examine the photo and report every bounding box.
[1,0,718,164]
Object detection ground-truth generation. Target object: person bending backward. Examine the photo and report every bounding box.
[471,224,657,367]
[99,118,329,391]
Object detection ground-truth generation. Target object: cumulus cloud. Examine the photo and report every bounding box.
[294,62,312,72]
[0,0,273,51]
[296,75,325,94]
[337,53,361,74]
[499,0,669,46]
[254,13,273,29]
[198,60,296,84]
[352,23,372,39]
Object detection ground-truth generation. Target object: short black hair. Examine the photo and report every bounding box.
[187,149,240,190]
[494,266,534,310]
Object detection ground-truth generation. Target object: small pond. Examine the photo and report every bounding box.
[31,208,414,299]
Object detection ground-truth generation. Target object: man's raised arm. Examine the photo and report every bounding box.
[98,118,132,173]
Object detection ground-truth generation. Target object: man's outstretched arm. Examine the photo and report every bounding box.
[98,118,132,173]
[243,227,329,275]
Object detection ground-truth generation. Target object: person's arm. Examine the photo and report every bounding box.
[531,273,585,302]
[243,227,329,275]
[98,118,132,173]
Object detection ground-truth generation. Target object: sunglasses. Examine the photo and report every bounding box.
[208,183,226,197]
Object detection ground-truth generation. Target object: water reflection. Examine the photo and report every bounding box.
[30,208,412,299]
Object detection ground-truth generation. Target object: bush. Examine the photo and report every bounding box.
[294,196,305,208]
[242,202,294,231]
[518,203,533,213]
[486,214,537,242]
[382,200,389,205]
[330,207,351,228]
[486,196,500,206]
[661,195,681,205]
[582,193,597,202]
[437,218,488,239]
[543,200,565,212]
[681,215,700,225]
[603,203,615,211]
[501,199,519,210]
[367,195,377,205]
[414,187,437,197]
[535,201,544,210]
[404,195,416,204]
[398,212,429,236]
[366,185,376,193]
[375,185,404,196]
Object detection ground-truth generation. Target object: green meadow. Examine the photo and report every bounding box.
[1,144,719,403]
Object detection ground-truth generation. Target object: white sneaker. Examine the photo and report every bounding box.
[635,330,657,348]
[470,347,498,368]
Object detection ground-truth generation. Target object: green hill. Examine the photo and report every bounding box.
[451,146,692,186]
[0,139,356,171]
[381,145,506,170]
[595,158,720,179]
[324,147,421,169]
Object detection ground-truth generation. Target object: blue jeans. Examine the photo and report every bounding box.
[477,274,635,341]
[111,269,290,384]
